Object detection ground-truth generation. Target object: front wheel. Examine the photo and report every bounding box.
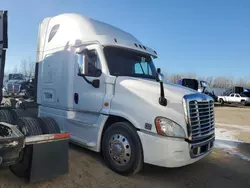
[102,122,143,175]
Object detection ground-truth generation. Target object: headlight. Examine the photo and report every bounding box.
[155,117,186,138]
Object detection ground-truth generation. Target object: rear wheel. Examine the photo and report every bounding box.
[38,117,61,134]
[9,117,43,178]
[11,109,29,121]
[102,122,143,175]
[219,98,224,105]
[241,100,246,106]
[13,117,42,136]
[0,110,14,123]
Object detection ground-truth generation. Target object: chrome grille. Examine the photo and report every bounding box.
[6,83,14,93]
[6,83,21,93]
[188,100,214,139]
[13,84,21,93]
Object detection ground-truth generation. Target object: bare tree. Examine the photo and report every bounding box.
[236,78,250,88]
[163,71,250,89]
[19,57,35,77]
[166,73,183,83]
[12,66,18,74]
[183,72,197,79]
[207,76,233,88]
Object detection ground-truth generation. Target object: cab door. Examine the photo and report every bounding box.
[234,94,241,103]
[73,44,106,113]
[68,44,106,143]
[227,93,235,102]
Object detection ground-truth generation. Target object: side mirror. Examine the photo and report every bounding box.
[92,79,100,88]
[200,81,208,88]
[157,68,161,74]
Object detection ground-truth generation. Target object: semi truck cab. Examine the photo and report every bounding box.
[36,13,215,174]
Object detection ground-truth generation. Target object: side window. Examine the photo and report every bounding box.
[134,63,143,74]
[77,50,102,77]
[77,54,85,74]
[229,94,234,97]
[141,62,152,75]
[48,24,60,42]
[134,62,153,75]
[235,94,240,98]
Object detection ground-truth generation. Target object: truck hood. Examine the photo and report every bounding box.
[7,80,25,84]
[110,76,199,133]
[117,77,197,104]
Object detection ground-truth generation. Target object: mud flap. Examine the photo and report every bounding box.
[28,139,69,183]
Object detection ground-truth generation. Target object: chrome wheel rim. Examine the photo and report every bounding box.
[108,133,131,165]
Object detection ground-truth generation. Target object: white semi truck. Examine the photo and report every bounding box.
[36,13,215,175]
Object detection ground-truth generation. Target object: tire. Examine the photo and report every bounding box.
[241,100,246,106]
[219,98,224,105]
[9,117,43,178]
[11,109,29,121]
[38,117,61,134]
[0,110,14,123]
[12,117,42,136]
[102,122,143,175]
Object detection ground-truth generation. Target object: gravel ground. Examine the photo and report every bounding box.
[1,106,250,188]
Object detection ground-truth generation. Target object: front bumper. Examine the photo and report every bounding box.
[138,131,214,168]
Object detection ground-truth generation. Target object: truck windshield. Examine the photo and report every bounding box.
[9,74,24,80]
[104,46,157,79]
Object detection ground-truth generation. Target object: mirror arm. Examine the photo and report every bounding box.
[78,73,93,85]
[156,68,167,106]
[159,81,167,106]
[78,73,100,88]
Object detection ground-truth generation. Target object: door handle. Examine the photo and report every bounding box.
[74,93,79,104]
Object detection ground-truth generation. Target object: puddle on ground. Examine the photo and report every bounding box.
[215,139,250,162]
[215,125,250,162]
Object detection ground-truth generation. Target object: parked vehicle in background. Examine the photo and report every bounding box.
[242,91,250,98]
[223,86,244,96]
[217,93,250,106]
[177,78,217,102]
[177,78,199,91]
[2,73,35,98]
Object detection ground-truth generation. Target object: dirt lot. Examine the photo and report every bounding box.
[1,106,250,188]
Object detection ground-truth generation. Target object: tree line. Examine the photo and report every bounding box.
[165,73,250,89]
[5,59,250,89]
[5,58,35,78]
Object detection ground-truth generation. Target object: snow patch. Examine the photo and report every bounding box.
[215,125,250,162]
